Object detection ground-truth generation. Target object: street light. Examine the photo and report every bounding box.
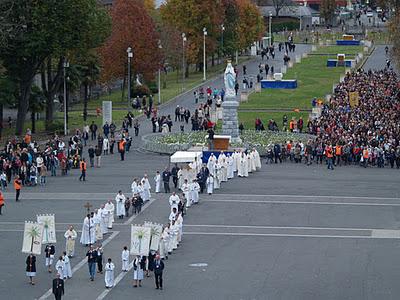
[127,47,133,109]
[182,33,187,91]
[158,40,162,105]
[221,24,225,60]
[269,12,272,47]
[203,27,207,81]
[63,59,69,136]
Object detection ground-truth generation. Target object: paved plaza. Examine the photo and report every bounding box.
[0,42,399,300]
[0,145,399,300]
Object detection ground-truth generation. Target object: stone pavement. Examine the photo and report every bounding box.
[0,42,399,300]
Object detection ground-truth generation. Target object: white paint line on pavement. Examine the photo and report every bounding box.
[96,262,134,300]
[185,224,380,232]
[0,229,83,233]
[213,194,400,201]
[38,231,120,300]
[184,231,400,239]
[205,199,400,207]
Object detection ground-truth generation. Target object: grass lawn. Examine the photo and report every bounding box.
[312,45,363,55]
[238,111,309,131]
[240,55,346,110]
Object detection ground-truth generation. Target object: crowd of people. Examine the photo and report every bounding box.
[260,68,400,169]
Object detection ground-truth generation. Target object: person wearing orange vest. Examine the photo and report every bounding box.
[325,144,334,170]
[0,191,4,214]
[79,159,87,182]
[362,147,369,168]
[335,144,342,166]
[14,175,22,202]
[119,139,126,161]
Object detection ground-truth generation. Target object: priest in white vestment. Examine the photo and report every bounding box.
[227,155,234,179]
[141,175,151,201]
[80,214,96,245]
[115,191,126,219]
[154,171,161,193]
[181,179,191,207]
[64,225,77,257]
[190,180,200,204]
[206,174,214,195]
[207,154,217,176]
[121,246,130,272]
[105,258,115,288]
[104,200,115,229]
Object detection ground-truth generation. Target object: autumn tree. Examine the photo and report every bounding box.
[160,0,225,71]
[236,0,265,51]
[0,0,111,135]
[99,0,162,85]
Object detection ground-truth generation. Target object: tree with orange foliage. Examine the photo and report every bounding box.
[160,0,225,70]
[99,0,161,84]
[235,0,265,51]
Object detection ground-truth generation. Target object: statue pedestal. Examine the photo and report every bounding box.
[222,99,241,143]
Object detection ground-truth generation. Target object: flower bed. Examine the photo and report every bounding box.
[142,131,314,155]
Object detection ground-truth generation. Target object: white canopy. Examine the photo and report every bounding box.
[170,151,202,163]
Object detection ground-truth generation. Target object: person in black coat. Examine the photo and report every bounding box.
[162,169,171,193]
[52,273,65,300]
[154,254,165,290]
[26,254,36,285]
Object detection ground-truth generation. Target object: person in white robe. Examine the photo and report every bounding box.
[121,246,130,272]
[80,214,96,245]
[141,175,151,201]
[103,138,110,155]
[176,213,184,243]
[154,171,161,193]
[137,182,145,200]
[169,207,177,223]
[131,178,138,195]
[93,210,103,241]
[213,164,221,189]
[104,200,115,229]
[160,226,169,259]
[227,155,234,179]
[55,256,65,277]
[220,158,228,182]
[217,151,227,168]
[62,251,72,279]
[207,154,217,176]
[105,258,115,288]
[99,204,108,234]
[250,150,257,171]
[243,153,249,177]
[247,152,253,173]
[64,225,77,257]
[115,191,126,219]
[253,149,262,169]
[133,256,144,287]
[189,180,200,204]
[164,224,173,254]
[170,220,179,250]
[169,192,180,211]
[206,174,214,195]
[237,152,247,177]
[233,150,239,172]
[180,179,191,207]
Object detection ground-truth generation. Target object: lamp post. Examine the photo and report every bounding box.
[127,47,133,109]
[221,24,225,60]
[63,59,69,136]
[269,12,272,47]
[203,27,207,81]
[158,41,162,105]
[182,33,186,91]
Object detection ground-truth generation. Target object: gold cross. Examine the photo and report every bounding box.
[84,202,92,214]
